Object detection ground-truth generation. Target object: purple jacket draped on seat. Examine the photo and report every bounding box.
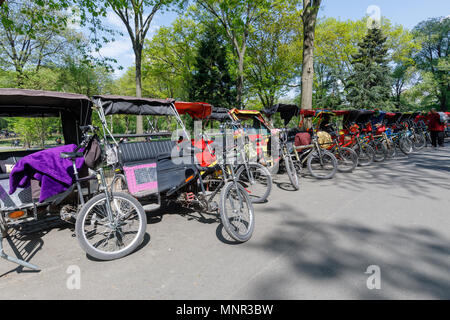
[9,144,85,203]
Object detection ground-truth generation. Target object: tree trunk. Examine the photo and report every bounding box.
[237,53,245,109]
[300,0,321,128]
[135,48,144,135]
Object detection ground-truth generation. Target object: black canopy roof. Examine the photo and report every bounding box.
[93,95,176,116]
[343,110,375,126]
[261,104,300,125]
[207,107,233,122]
[0,88,92,145]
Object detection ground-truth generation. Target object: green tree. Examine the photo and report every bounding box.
[246,3,301,109]
[194,0,276,108]
[142,17,200,99]
[189,24,236,109]
[101,0,182,134]
[345,27,393,110]
[413,17,449,111]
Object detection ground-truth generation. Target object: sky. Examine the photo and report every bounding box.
[100,0,450,78]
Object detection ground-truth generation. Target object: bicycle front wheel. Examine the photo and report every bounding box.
[76,192,147,260]
[220,182,255,243]
[411,134,426,151]
[399,137,413,155]
[307,150,337,179]
[372,141,387,162]
[353,144,375,166]
[335,147,358,173]
[283,153,300,190]
[236,163,272,203]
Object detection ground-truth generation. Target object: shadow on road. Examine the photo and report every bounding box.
[247,217,450,299]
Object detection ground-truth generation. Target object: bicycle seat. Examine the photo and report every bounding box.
[60,152,84,160]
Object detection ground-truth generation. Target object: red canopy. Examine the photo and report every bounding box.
[299,109,316,116]
[332,110,350,116]
[174,101,212,119]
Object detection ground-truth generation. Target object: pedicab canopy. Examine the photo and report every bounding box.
[343,110,374,126]
[92,95,176,116]
[384,112,403,125]
[206,107,233,122]
[174,101,212,119]
[0,88,92,145]
[261,104,300,125]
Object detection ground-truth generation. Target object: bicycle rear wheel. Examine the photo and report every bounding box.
[236,163,272,203]
[307,150,337,179]
[219,182,255,243]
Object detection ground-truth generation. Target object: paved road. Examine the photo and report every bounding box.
[1,145,449,300]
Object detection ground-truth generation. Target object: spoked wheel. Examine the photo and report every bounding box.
[411,134,426,151]
[76,192,147,260]
[371,141,387,162]
[383,140,396,159]
[283,153,300,190]
[219,182,255,243]
[399,137,413,155]
[335,147,358,173]
[307,150,337,179]
[353,144,375,167]
[236,163,272,203]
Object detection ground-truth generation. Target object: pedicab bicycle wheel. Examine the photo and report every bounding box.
[236,163,272,203]
[335,147,358,173]
[399,137,413,155]
[411,133,426,151]
[353,144,375,167]
[220,182,255,243]
[307,150,337,179]
[372,140,387,162]
[76,192,147,260]
[283,153,300,190]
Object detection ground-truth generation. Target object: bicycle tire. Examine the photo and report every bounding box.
[353,144,375,166]
[283,153,300,190]
[219,182,255,243]
[307,150,337,179]
[335,147,358,173]
[75,192,147,261]
[236,163,272,203]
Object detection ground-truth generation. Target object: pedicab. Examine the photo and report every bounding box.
[400,112,426,151]
[383,112,414,156]
[338,110,379,166]
[0,89,147,270]
[285,109,338,180]
[301,109,359,173]
[93,96,255,243]
[228,109,280,175]
[261,104,302,189]
[196,106,273,203]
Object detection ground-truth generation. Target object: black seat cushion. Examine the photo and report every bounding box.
[118,140,178,164]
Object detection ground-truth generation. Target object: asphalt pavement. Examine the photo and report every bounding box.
[0,144,449,299]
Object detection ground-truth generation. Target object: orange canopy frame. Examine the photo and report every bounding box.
[174,101,212,119]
